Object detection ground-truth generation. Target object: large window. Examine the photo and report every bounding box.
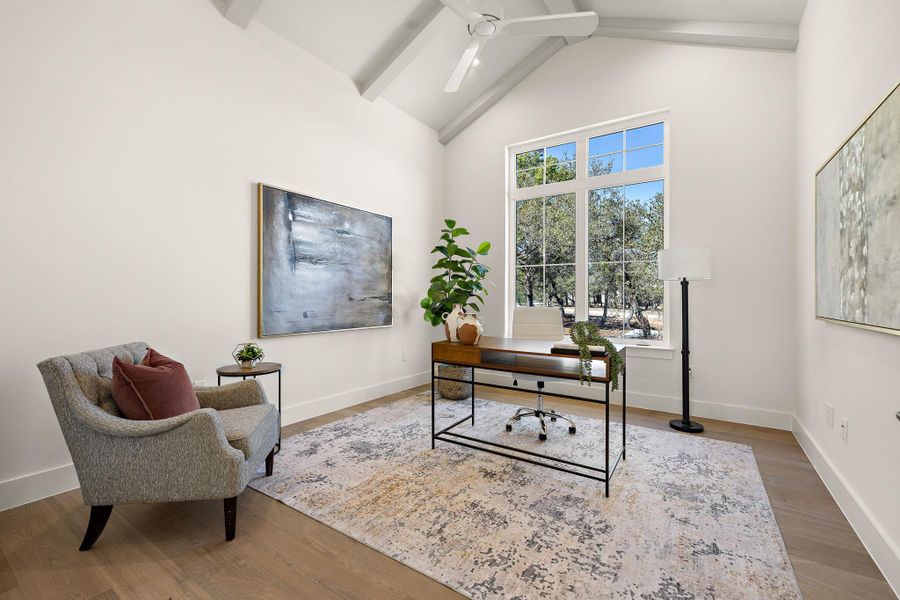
[509,114,667,341]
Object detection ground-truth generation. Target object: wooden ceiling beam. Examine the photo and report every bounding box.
[593,19,799,51]
[359,3,447,102]
[223,0,264,29]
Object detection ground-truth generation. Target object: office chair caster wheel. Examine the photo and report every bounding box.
[505,424,512,432]
[539,433,547,441]
[568,426,576,434]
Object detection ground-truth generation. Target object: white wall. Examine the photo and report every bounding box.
[793,0,900,592]
[445,36,797,428]
[0,0,444,510]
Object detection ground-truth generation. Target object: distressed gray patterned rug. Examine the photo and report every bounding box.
[249,392,801,599]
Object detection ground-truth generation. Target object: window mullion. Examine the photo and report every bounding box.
[541,196,547,305]
[621,187,627,335]
[575,187,587,324]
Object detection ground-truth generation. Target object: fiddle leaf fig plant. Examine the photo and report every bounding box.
[420,219,492,327]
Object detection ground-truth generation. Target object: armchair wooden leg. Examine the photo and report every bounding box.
[79,505,113,551]
[224,497,237,541]
[265,447,275,477]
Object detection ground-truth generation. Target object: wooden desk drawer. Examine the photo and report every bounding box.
[432,342,481,366]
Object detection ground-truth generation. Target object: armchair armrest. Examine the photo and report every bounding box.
[75,405,218,438]
[75,407,248,505]
[195,380,267,411]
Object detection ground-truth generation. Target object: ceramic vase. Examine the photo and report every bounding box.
[442,304,466,342]
[456,314,483,346]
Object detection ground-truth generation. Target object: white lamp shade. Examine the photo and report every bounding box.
[657,248,712,280]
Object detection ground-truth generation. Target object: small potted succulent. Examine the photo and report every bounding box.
[233,342,265,370]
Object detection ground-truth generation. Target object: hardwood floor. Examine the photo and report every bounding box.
[0,385,894,599]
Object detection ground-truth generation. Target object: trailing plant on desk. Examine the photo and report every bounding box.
[420,219,492,326]
[570,321,622,390]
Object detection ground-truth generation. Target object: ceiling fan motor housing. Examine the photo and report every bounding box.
[469,14,499,38]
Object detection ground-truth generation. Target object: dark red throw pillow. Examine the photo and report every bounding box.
[111,348,200,420]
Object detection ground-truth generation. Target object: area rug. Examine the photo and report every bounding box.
[249,392,801,599]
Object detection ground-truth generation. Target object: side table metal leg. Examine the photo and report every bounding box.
[276,369,282,454]
[217,375,221,386]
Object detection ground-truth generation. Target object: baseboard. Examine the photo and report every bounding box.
[474,371,793,430]
[0,462,79,513]
[279,370,430,426]
[0,371,430,514]
[792,416,900,597]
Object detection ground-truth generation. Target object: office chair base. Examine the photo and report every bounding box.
[505,409,577,440]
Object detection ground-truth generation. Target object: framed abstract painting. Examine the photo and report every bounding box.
[815,81,900,336]
[258,184,392,337]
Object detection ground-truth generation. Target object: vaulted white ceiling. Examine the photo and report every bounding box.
[229,0,807,142]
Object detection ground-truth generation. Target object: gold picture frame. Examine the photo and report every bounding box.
[814,79,900,337]
[257,183,393,337]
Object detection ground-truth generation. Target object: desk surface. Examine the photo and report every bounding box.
[432,336,624,383]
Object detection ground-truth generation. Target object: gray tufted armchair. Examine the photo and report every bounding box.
[37,342,279,549]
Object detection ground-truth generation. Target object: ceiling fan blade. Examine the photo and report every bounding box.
[499,11,599,37]
[437,0,483,24]
[444,38,483,93]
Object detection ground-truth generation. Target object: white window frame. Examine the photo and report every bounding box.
[504,108,671,347]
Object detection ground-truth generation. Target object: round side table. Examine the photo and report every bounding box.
[216,362,282,454]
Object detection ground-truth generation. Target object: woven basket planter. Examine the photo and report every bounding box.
[436,364,472,400]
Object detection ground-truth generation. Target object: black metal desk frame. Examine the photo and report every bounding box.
[430,352,626,497]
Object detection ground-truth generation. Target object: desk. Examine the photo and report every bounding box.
[431,336,626,497]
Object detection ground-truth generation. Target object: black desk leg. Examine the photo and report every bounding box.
[431,361,436,450]
[622,367,626,461]
[470,367,475,427]
[276,369,282,455]
[605,381,610,498]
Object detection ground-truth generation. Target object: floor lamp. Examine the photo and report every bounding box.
[658,248,712,433]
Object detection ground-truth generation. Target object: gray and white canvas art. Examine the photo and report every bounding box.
[259,184,392,336]
[816,82,900,334]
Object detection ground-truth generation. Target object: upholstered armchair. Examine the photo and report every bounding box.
[37,342,279,550]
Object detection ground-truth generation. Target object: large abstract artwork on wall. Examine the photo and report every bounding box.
[258,184,392,337]
[816,81,900,336]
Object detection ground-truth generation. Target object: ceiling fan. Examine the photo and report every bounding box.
[439,0,599,92]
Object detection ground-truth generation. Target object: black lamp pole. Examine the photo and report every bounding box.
[670,277,704,433]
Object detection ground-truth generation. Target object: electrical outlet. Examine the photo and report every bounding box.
[193,379,208,387]
[401,349,408,362]
[840,418,849,442]
[825,403,834,428]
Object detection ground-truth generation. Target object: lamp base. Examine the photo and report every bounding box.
[669,418,704,433]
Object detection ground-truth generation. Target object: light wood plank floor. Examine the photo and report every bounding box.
[0,385,894,600]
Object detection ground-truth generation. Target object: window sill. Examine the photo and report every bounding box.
[620,343,674,360]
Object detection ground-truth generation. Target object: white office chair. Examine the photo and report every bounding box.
[505,307,577,441]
